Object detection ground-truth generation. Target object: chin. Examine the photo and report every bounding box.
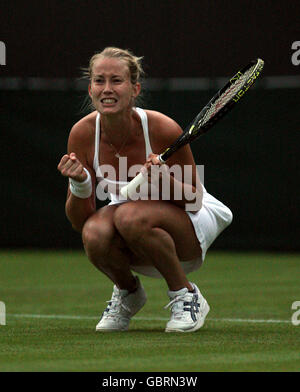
[99,106,118,114]
[101,106,131,116]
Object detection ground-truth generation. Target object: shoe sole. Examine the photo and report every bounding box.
[165,300,210,333]
[96,327,128,332]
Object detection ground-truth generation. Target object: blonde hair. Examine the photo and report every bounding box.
[81,47,145,112]
[83,47,144,84]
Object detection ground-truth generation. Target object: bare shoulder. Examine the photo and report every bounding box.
[143,109,196,167]
[69,111,97,144]
[67,111,97,166]
[145,110,183,144]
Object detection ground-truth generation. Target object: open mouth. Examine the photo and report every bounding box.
[101,98,117,104]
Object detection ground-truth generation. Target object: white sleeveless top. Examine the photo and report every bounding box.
[93,107,155,205]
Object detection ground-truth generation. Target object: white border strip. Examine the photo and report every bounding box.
[0,76,299,91]
[7,313,291,324]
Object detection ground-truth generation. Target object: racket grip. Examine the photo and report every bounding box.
[120,172,147,199]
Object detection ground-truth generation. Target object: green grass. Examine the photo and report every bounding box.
[0,249,300,372]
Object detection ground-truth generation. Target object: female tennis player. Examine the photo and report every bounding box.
[57,47,233,332]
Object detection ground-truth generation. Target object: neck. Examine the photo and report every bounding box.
[101,108,134,144]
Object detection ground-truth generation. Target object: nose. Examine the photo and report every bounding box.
[103,81,113,93]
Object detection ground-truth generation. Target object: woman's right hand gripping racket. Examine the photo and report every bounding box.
[120,58,264,199]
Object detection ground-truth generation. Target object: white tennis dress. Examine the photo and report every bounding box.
[93,108,233,278]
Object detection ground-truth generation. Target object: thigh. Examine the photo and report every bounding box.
[83,204,141,262]
[84,204,118,231]
[115,200,202,261]
[83,204,124,248]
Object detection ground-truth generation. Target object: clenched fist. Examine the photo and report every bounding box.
[57,153,87,182]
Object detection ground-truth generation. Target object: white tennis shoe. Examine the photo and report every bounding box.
[96,276,147,332]
[164,283,210,332]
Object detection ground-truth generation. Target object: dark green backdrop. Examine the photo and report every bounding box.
[1,87,298,251]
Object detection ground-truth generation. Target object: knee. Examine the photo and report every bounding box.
[114,204,150,242]
[82,219,114,257]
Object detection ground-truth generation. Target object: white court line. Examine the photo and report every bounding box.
[7,313,291,324]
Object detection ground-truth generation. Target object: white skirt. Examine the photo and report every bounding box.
[130,190,233,278]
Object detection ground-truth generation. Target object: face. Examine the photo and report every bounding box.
[88,57,140,115]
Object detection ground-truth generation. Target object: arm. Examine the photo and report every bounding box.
[145,150,203,211]
[145,115,203,211]
[57,123,96,232]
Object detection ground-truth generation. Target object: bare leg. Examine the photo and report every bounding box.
[113,200,202,291]
[82,205,137,291]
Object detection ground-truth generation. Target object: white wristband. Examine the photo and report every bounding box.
[69,168,92,199]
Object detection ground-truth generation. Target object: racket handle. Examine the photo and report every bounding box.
[120,155,166,199]
[120,172,147,198]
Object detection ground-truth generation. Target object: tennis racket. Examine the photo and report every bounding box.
[120,58,264,198]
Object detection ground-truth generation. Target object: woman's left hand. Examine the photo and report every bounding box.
[144,153,162,169]
[141,153,170,187]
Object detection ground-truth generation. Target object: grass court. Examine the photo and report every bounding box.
[0,250,299,372]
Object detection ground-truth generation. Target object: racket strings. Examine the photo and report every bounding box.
[198,65,256,127]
